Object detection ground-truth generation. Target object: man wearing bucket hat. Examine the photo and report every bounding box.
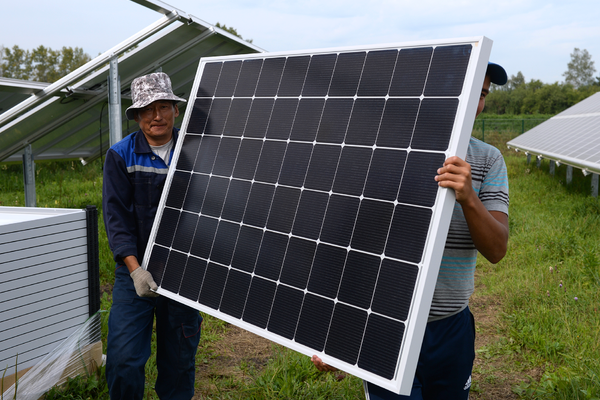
[103,72,202,400]
[313,62,510,400]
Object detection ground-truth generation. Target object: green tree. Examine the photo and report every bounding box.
[563,48,596,89]
[491,71,526,93]
[481,58,600,116]
[1,45,91,83]
[484,89,510,114]
[521,82,580,114]
[504,79,537,114]
[30,45,60,82]
[215,22,253,44]
[56,46,91,79]
[2,45,32,80]
[509,71,526,90]
[484,75,600,116]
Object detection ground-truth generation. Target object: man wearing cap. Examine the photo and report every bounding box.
[103,72,202,400]
[313,62,510,400]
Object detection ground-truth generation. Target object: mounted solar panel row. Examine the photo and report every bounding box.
[507,91,600,175]
[0,5,262,164]
[143,37,492,394]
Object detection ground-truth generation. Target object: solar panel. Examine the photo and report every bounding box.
[0,5,262,164]
[142,37,492,394]
[507,92,600,175]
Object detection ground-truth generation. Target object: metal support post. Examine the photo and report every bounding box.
[22,144,36,207]
[108,56,123,147]
[536,156,541,168]
[526,153,531,164]
[566,166,573,185]
[549,160,555,176]
[481,120,485,143]
[592,174,599,198]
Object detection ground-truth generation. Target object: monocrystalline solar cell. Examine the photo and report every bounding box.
[302,53,337,96]
[389,47,433,96]
[278,55,311,97]
[377,98,421,148]
[223,98,251,137]
[306,243,347,298]
[178,256,206,301]
[266,98,298,140]
[344,98,386,146]
[358,49,398,96]
[143,37,493,395]
[424,44,472,97]
[256,57,286,97]
[325,302,368,364]
[196,62,221,97]
[290,98,325,141]
[214,60,241,97]
[328,52,367,96]
[234,59,263,97]
[267,284,304,338]
[359,313,405,379]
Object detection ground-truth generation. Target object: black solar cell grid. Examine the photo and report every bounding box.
[143,39,489,394]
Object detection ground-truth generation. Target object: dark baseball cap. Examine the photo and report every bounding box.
[487,62,508,85]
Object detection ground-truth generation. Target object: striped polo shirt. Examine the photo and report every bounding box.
[428,137,509,321]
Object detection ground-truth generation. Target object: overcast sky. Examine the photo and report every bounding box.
[1,0,599,84]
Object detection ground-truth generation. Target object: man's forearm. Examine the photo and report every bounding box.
[460,194,508,263]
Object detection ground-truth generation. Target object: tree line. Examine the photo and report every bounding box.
[0,23,251,84]
[1,43,599,116]
[483,48,600,116]
[0,45,91,83]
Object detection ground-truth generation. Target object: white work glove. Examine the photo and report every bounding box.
[130,267,160,297]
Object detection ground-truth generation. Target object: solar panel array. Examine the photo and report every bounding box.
[0,6,261,164]
[507,91,600,174]
[143,38,491,393]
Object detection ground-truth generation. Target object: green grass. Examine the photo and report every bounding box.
[2,134,599,399]
[44,365,109,400]
[474,153,600,399]
[237,346,363,400]
[194,344,363,400]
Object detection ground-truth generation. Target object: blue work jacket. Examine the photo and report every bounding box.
[102,128,178,266]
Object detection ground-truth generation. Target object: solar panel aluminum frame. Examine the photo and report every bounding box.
[143,36,492,395]
[507,143,600,176]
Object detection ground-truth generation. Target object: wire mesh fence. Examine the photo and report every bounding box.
[471,118,550,145]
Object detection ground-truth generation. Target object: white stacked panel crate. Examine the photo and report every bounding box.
[0,207,93,375]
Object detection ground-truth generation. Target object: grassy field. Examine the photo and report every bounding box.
[1,130,599,399]
[474,141,600,399]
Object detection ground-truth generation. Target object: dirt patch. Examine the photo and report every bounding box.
[193,324,274,399]
[469,273,541,399]
[100,283,113,297]
[191,275,539,399]
[470,293,520,399]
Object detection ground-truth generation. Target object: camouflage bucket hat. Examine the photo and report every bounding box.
[125,72,186,120]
